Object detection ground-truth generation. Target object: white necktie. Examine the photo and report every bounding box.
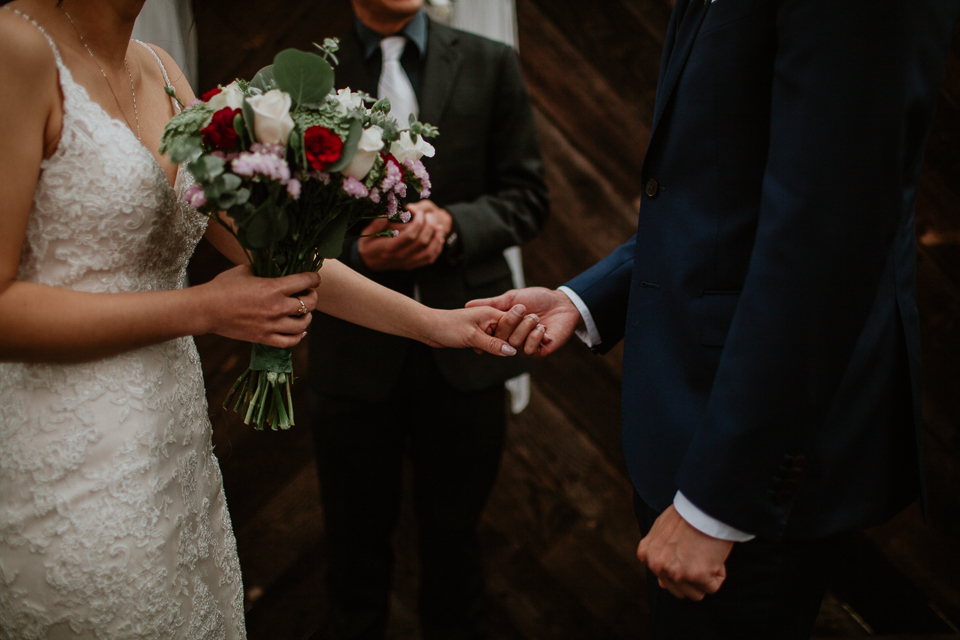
[378,36,419,129]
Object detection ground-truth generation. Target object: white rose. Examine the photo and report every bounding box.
[247,90,295,146]
[334,88,364,115]
[389,130,435,164]
[342,126,385,180]
[205,80,244,111]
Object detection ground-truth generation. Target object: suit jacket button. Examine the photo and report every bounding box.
[645,178,659,198]
[774,490,792,506]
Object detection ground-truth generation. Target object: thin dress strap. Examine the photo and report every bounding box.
[2,7,67,69]
[134,39,182,115]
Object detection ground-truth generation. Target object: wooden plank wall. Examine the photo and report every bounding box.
[189,1,960,637]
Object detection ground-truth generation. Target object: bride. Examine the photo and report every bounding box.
[0,0,537,636]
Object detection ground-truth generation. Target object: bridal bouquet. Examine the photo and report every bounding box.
[160,40,437,430]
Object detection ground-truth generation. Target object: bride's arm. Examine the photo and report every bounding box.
[315,259,524,356]
[0,27,317,364]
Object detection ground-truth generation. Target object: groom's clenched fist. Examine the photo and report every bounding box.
[467,287,582,357]
[636,505,734,601]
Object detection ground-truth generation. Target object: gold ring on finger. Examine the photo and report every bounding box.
[296,298,308,317]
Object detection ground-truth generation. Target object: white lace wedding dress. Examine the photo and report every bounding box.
[0,10,246,639]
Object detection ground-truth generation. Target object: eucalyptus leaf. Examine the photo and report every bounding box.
[273,49,334,106]
[222,174,242,191]
[325,118,363,173]
[235,188,251,206]
[233,112,248,147]
[218,193,237,210]
[241,97,257,144]
[250,64,279,92]
[167,136,202,165]
[275,210,290,240]
[316,213,351,259]
[246,212,273,249]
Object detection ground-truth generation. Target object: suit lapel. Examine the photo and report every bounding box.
[650,0,711,137]
[418,21,462,126]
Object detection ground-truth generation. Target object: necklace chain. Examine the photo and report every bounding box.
[58,5,140,141]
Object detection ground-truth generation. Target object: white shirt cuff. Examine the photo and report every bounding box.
[557,286,602,348]
[673,491,756,542]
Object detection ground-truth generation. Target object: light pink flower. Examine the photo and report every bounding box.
[343,176,369,199]
[286,178,302,200]
[184,184,206,208]
[381,157,403,193]
[369,187,381,204]
[399,208,412,223]
[394,182,407,199]
[386,192,398,218]
[232,151,291,183]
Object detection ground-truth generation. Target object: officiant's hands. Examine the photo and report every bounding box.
[467,287,581,357]
[636,505,734,601]
[358,204,449,271]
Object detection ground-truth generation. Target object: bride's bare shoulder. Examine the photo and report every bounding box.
[0,10,60,90]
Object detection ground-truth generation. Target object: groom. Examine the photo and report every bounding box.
[477,0,960,637]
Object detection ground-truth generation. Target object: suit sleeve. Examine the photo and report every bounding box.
[448,45,549,266]
[564,235,636,354]
[673,0,957,537]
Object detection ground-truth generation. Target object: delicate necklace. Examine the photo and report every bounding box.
[58,5,140,141]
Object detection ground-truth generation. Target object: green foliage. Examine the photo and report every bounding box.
[250,65,278,93]
[315,213,352,259]
[159,103,212,157]
[325,118,363,173]
[273,49,334,106]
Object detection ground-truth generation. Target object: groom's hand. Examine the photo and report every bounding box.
[467,287,581,357]
[636,505,734,601]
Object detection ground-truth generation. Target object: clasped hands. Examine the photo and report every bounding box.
[468,288,735,601]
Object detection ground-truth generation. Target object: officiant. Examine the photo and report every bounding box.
[308,0,549,638]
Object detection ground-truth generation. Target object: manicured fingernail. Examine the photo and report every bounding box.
[543,333,553,342]
[528,314,539,324]
[511,305,524,317]
[501,344,517,356]
[302,331,308,337]
[537,324,546,331]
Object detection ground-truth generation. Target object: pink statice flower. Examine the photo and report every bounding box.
[399,208,412,224]
[343,176,369,199]
[392,230,400,237]
[386,192,399,218]
[187,98,202,109]
[286,178,301,200]
[232,150,291,183]
[381,157,403,193]
[369,187,381,204]
[394,182,407,199]
[184,184,206,208]
[404,158,432,197]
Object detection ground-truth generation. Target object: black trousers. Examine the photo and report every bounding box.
[312,343,507,640]
[634,493,851,640]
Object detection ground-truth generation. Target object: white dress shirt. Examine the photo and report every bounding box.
[557,286,755,542]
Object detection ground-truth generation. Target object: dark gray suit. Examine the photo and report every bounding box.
[309,15,548,640]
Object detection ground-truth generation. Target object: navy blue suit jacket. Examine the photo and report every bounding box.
[567,0,959,540]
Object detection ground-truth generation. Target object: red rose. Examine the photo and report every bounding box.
[201,107,242,151]
[201,87,223,102]
[304,126,344,171]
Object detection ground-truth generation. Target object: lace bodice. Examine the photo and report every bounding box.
[0,10,245,639]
